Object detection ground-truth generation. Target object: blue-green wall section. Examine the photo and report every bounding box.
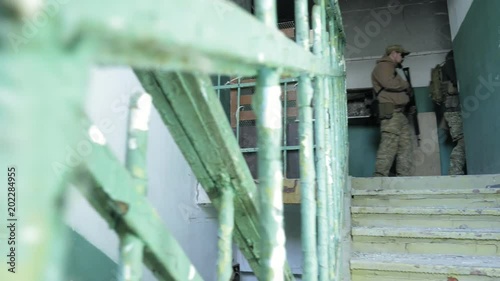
[453,0,500,174]
[64,227,118,281]
[348,125,379,177]
[348,86,454,177]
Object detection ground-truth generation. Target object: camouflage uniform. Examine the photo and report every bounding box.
[440,51,466,175]
[371,45,414,177]
[374,111,414,176]
[444,111,465,175]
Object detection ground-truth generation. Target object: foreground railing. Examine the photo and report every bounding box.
[0,0,347,280]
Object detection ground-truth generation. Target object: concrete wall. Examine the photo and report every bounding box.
[447,0,474,40]
[346,51,448,88]
[65,67,220,281]
[341,0,451,59]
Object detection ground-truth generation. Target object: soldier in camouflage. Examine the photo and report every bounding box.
[371,45,414,177]
[441,51,466,175]
[444,111,465,175]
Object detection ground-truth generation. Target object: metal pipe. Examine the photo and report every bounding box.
[324,76,336,281]
[255,67,286,281]
[283,81,288,177]
[312,5,329,281]
[217,75,221,99]
[331,22,348,280]
[236,77,242,143]
[295,0,318,279]
[326,19,339,281]
[217,186,235,281]
[255,1,287,280]
[119,92,152,281]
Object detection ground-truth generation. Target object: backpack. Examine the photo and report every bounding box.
[429,64,447,104]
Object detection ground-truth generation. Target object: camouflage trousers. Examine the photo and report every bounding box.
[374,112,413,177]
[444,111,466,175]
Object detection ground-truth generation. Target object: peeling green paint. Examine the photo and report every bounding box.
[217,186,234,281]
[254,1,288,280]
[118,92,152,281]
[295,0,318,280]
[312,5,330,281]
[62,0,339,77]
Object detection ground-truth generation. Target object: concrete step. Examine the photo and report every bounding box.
[352,211,500,229]
[353,226,500,240]
[352,188,500,196]
[352,227,500,256]
[353,235,500,256]
[352,193,500,208]
[351,206,500,216]
[351,175,500,192]
[351,253,500,281]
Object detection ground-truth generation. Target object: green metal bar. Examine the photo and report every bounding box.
[119,92,152,281]
[327,14,348,280]
[63,0,340,77]
[236,77,242,143]
[133,71,295,280]
[324,73,337,281]
[254,0,287,279]
[283,81,288,177]
[213,78,299,90]
[256,67,286,281]
[0,6,89,280]
[312,5,329,281]
[326,0,346,44]
[217,186,235,281]
[217,75,221,99]
[327,18,342,280]
[73,127,204,281]
[295,0,318,279]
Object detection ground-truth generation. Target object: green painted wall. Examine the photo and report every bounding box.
[64,227,118,281]
[453,0,500,174]
[348,86,454,177]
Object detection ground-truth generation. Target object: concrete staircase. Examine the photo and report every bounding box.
[350,175,500,281]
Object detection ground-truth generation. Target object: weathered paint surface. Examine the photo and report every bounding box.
[312,5,329,281]
[217,186,234,281]
[62,0,338,77]
[254,1,287,279]
[295,0,318,280]
[119,92,152,281]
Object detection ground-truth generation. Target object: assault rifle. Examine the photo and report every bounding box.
[402,67,420,145]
